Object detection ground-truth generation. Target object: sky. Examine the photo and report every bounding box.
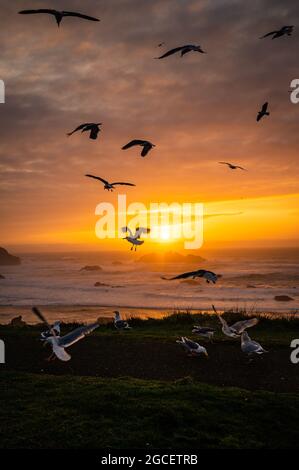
[0,0,298,252]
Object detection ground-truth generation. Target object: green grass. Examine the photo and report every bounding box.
[1,371,299,449]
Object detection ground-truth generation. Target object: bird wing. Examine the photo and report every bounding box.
[193,326,215,333]
[261,102,268,113]
[260,31,277,38]
[236,166,247,171]
[67,123,90,135]
[135,227,151,239]
[161,270,199,280]
[62,11,100,22]
[122,140,145,150]
[231,318,259,334]
[156,46,184,59]
[141,143,152,157]
[89,127,100,139]
[219,162,230,166]
[59,322,99,348]
[111,182,136,187]
[85,174,109,185]
[121,226,134,238]
[183,337,199,349]
[32,307,57,337]
[212,305,227,328]
[19,9,57,15]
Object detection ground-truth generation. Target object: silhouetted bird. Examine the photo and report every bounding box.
[157,42,165,47]
[156,44,206,59]
[162,270,218,284]
[219,162,247,171]
[19,9,100,27]
[257,102,270,122]
[260,26,294,39]
[67,123,102,140]
[85,174,135,191]
[122,140,155,157]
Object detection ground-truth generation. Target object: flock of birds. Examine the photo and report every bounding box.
[17,9,290,366]
[32,304,266,363]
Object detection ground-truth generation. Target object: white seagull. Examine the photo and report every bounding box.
[85,174,135,191]
[121,226,151,251]
[156,44,206,59]
[41,320,61,340]
[162,269,218,284]
[176,337,208,357]
[113,311,131,330]
[33,307,99,362]
[122,140,155,157]
[192,325,215,341]
[212,305,258,338]
[19,9,100,27]
[241,332,267,355]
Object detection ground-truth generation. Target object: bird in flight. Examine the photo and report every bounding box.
[257,102,270,122]
[176,337,208,357]
[156,44,206,59]
[19,9,100,27]
[32,307,99,361]
[219,162,247,171]
[157,42,165,47]
[260,25,294,40]
[162,270,219,284]
[85,174,135,192]
[212,305,258,338]
[67,123,102,140]
[121,226,151,251]
[113,311,131,331]
[122,140,155,157]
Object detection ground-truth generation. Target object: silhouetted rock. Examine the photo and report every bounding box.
[94,282,110,287]
[10,316,27,327]
[137,251,205,264]
[274,295,294,302]
[80,265,102,272]
[0,247,21,266]
[0,274,5,279]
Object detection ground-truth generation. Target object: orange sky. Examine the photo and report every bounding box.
[0,0,299,252]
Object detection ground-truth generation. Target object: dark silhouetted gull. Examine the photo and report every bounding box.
[85,174,135,191]
[19,9,100,27]
[176,337,208,357]
[257,102,270,122]
[219,162,247,171]
[156,44,206,59]
[113,311,131,330]
[67,123,102,140]
[121,226,151,251]
[32,307,99,361]
[260,26,294,39]
[212,305,258,338]
[162,270,218,284]
[122,140,155,157]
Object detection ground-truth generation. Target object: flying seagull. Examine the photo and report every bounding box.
[85,174,135,192]
[41,321,61,340]
[212,305,258,338]
[176,337,208,357]
[19,9,100,27]
[192,325,215,341]
[122,140,155,157]
[162,270,218,284]
[32,307,99,361]
[156,44,206,59]
[113,311,131,330]
[67,123,102,140]
[257,102,270,122]
[121,226,151,251]
[241,332,267,356]
[260,26,294,39]
[219,162,247,171]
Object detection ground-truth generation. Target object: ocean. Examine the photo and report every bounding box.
[0,248,298,323]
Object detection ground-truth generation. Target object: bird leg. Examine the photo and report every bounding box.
[46,352,56,362]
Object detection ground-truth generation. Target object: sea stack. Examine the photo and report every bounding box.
[0,247,21,266]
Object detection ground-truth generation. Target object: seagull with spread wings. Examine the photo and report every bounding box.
[260,26,294,39]
[257,102,270,122]
[219,162,247,171]
[67,123,102,140]
[122,140,155,157]
[19,9,100,27]
[121,226,151,251]
[156,44,206,59]
[85,174,135,192]
[212,305,258,338]
[162,270,219,284]
[176,337,209,357]
[32,307,99,361]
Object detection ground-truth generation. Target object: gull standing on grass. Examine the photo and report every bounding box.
[212,305,258,338]
[176,337,208,357]
[114,311,131,330]
[241,332,267,356]
[33,307,99,362]
[122,226,151,251]
[192,326,215,341]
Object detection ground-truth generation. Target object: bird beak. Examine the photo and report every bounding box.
[204,352,209,358]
